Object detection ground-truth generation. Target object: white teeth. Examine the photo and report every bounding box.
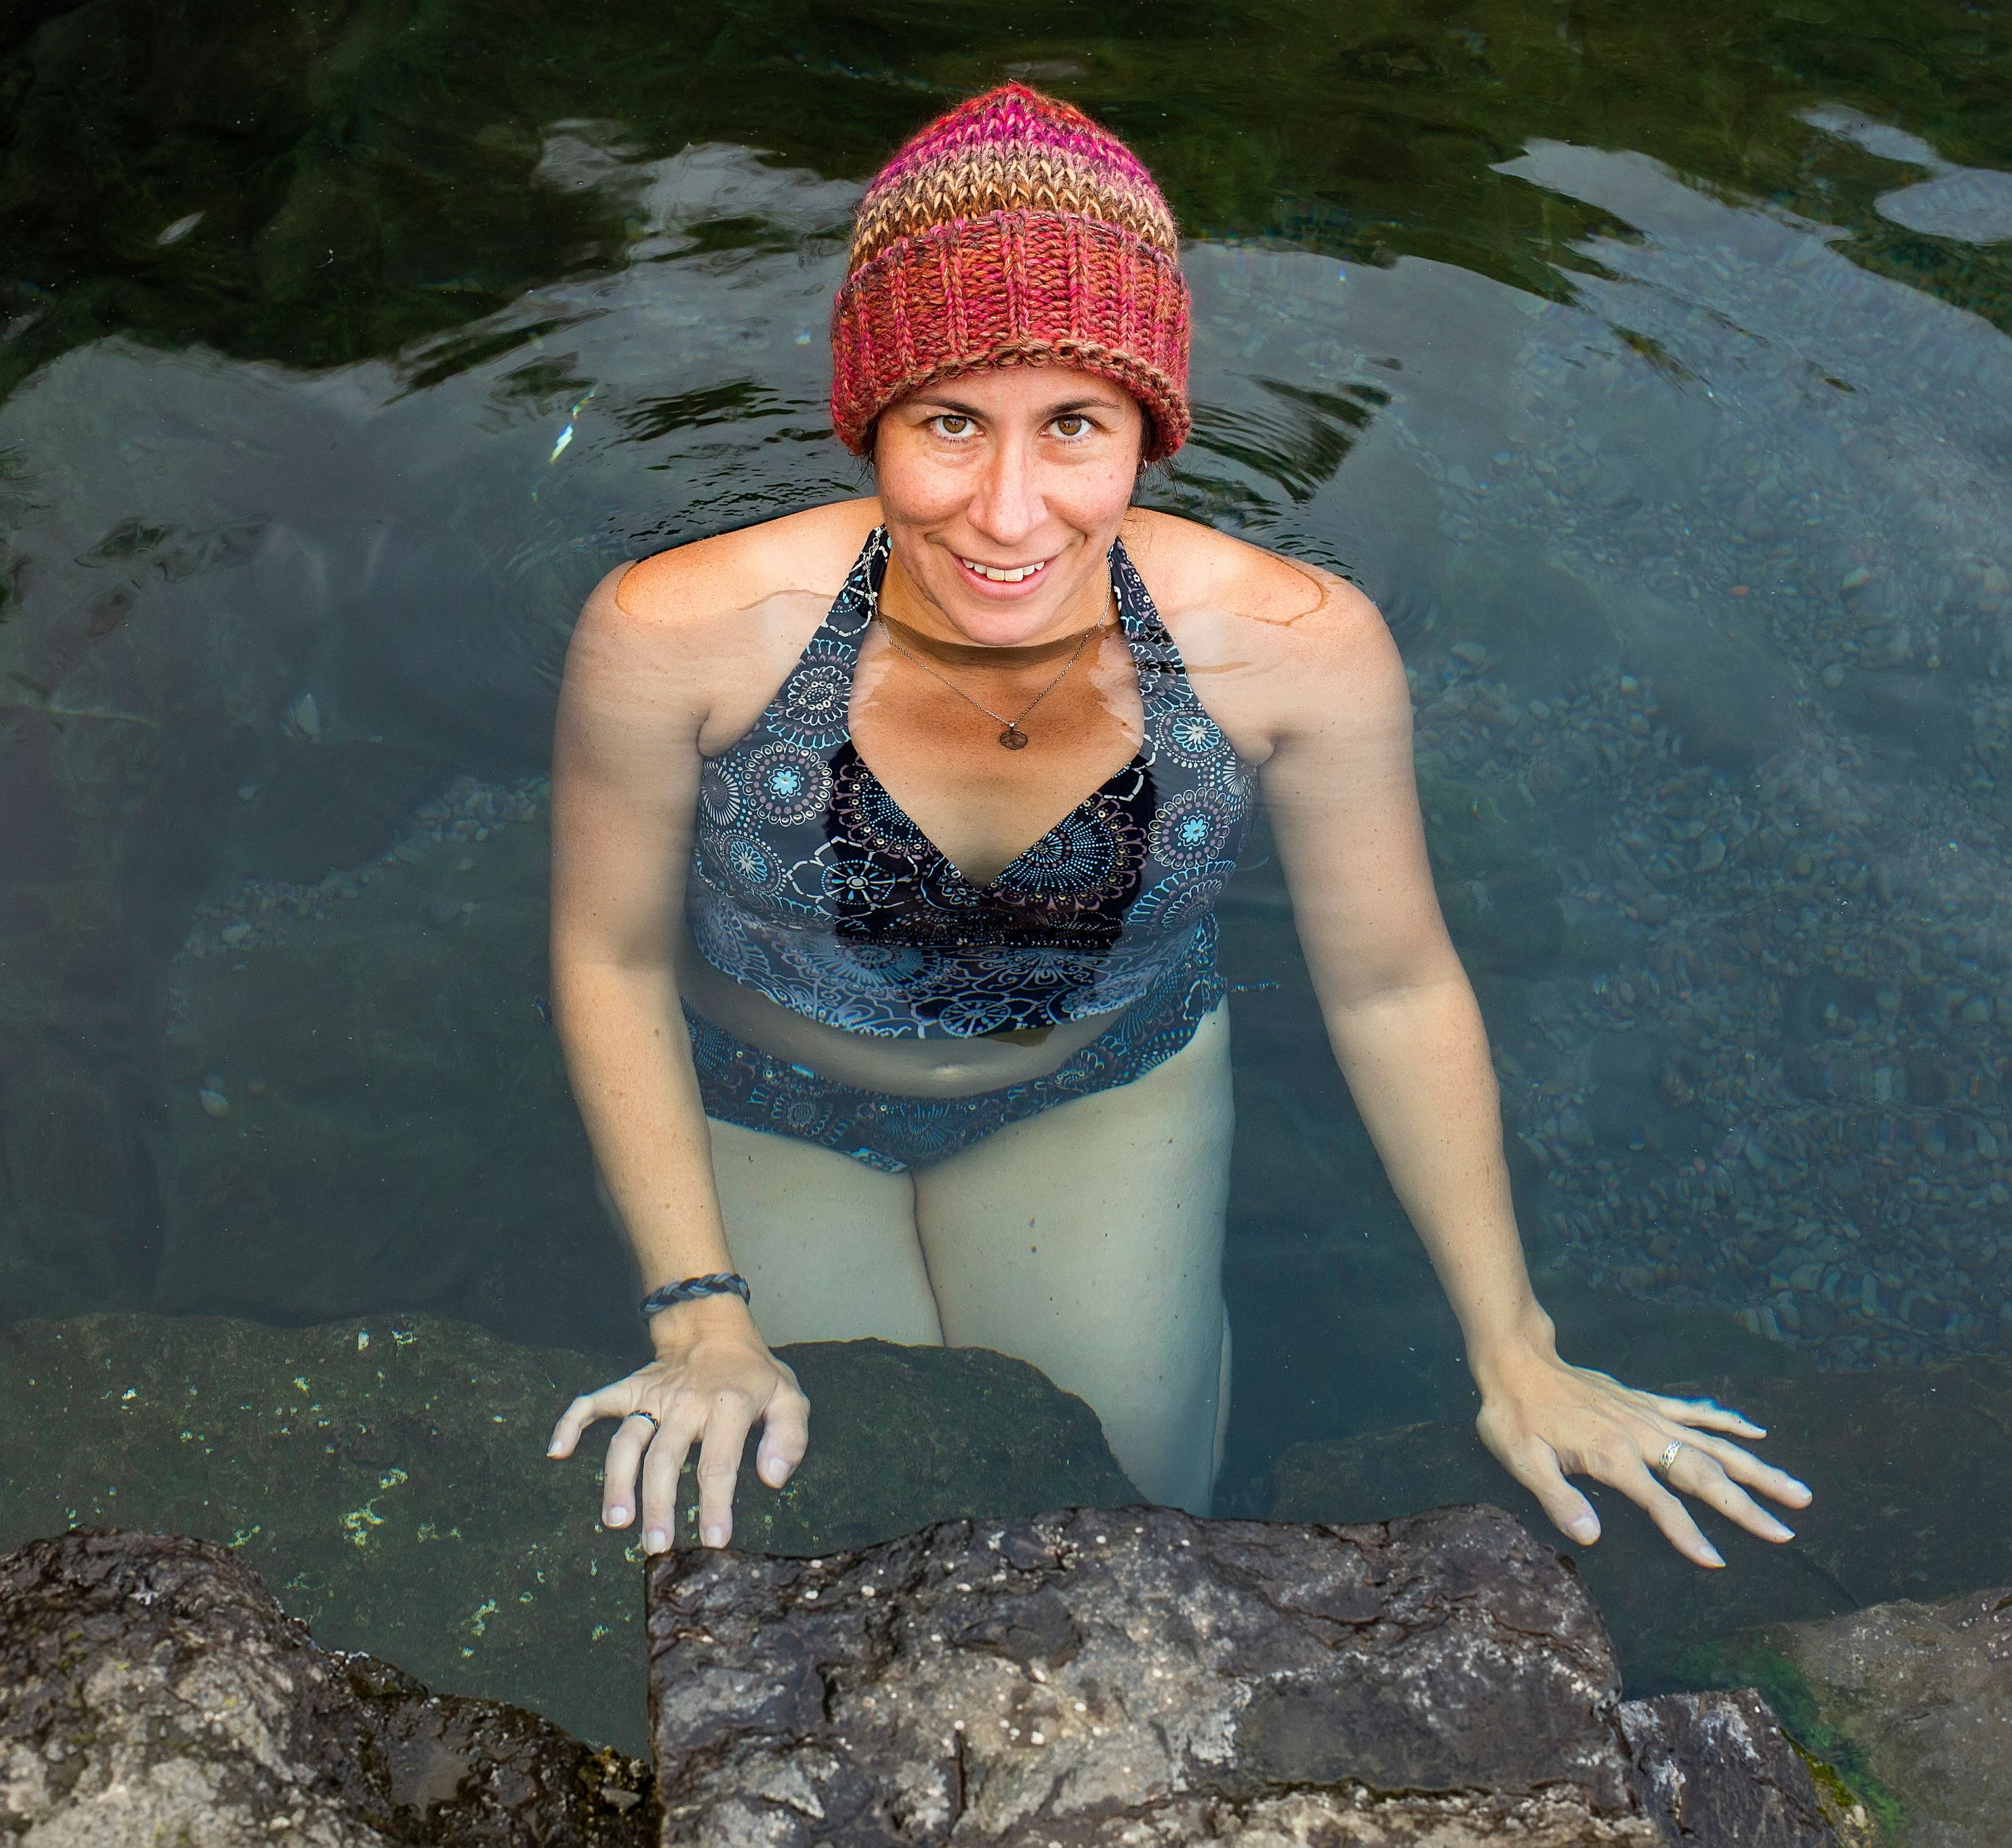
[961,557,1045,583]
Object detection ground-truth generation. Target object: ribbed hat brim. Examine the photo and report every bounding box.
[830,210,1190,462]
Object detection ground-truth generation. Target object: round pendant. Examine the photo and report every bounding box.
[998,725,1029,750]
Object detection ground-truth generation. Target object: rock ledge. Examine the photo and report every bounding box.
[648,1501,1837,1846]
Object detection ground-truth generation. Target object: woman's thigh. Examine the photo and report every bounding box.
[603,1122,944,1348]
[910,1004,1235,1513]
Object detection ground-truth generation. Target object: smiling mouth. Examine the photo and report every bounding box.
[958,555,1049,584]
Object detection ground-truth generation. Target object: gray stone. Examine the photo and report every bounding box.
[1618,1688,1845,1847]
[1703,1585,2012,1847]
[645,1502,1834,1846]
[0,1527,655,1846]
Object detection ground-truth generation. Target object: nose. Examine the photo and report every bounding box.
[964,433,1045,551]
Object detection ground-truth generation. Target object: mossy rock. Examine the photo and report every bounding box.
[0,1312,1136,1756]
[1676,1636,1902,1842]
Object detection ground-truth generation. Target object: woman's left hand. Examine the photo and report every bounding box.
[1473,1345,1813,1568]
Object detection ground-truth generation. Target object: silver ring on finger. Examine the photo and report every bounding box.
[1654,1438,1684,1474]
[624,1408,661,1434]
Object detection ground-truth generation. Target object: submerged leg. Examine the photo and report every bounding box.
[598,1122,942,1347]
[911,1004,1236,1513]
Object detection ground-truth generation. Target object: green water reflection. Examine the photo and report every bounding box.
[3,0,2011,1768]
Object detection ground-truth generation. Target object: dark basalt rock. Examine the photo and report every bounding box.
[646,1500,1836,1846]
[1619,1688,1844,1847]
[0,1528,655,1846]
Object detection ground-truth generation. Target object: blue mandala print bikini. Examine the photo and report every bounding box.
[683,526,1258,1169]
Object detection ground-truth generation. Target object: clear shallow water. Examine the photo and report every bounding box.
[4,0,2011,1758]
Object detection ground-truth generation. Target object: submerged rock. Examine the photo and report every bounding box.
[159,794,637,1353]
[1692,1584,2012,1847]
[0,1527,656,1846]
[1260,1359,2012,1693]
[0,1313,1134,1757]
[646,1501,1834,1845]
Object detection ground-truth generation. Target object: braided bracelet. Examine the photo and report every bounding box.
[638,1272,752,1320]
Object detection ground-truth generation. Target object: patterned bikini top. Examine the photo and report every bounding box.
[687,526,1258,1039]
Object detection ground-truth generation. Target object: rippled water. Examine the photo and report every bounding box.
[4,0,2010,1764]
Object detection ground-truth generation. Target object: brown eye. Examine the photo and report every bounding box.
[935,414,972,437]
[1054,414,1090,438]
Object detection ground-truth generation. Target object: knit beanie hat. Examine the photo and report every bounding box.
[829,83,1191,463]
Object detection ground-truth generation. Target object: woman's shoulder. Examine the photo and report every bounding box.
[1120,509,1386,656]
[589,498,884,632]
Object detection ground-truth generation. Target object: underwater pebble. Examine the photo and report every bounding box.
[196,1075,229,1119]
[181,775,548,960]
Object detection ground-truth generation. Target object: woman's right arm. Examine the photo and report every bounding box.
[542,555,808,1554]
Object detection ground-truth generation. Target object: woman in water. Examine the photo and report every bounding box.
[545,84,1811,1564]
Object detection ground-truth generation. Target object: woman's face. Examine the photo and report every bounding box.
[871,364,1146,645]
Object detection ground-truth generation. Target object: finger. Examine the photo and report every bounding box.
[1646,1392,1767,1439]
[754,1380,811,1489]
[1663,1430,1812,1513]
[638,1405,703,1554]
[1664,1446,1797,1545]
[1495,1440,1603,1547]
[548,1385,630,1459]
[693,1402,759,1549]
[1604,1457,1725,1569]
[601,1414,657,1530]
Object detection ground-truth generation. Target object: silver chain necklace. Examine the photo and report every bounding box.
[874,598,1112,749]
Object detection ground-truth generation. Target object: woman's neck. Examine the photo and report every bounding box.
[873,602,1112,670]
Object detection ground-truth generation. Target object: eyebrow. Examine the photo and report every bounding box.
[914,393,1123,418]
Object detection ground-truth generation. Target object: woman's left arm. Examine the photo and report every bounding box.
[1253,572,1811,1567]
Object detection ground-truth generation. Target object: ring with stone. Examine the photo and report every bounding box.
[1655,1438,1684,1473]
[624,1408,661,1433]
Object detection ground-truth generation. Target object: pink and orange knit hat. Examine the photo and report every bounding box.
[829,83,1191,463]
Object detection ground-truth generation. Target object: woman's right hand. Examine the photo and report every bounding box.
[546,1295,810,1553]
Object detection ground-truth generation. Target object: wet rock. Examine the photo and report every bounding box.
[647,1502,1833,1845]
[1619,1688,1852,1847]
[1695,1584,2012,1848]
[0,1315,1134,1758]
[0,1527,656,1846]
[1260,1359,2012,1694]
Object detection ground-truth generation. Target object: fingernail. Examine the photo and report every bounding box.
[1700,1540,1726,1567]
[1770,1521,1795,1541]
[1568,1517,1599,1544]
[604,1506,627,1526]
[702,1524,728,1548]
[644,1527,669,1554]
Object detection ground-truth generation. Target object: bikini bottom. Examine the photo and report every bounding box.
[684,954,1224,1174]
